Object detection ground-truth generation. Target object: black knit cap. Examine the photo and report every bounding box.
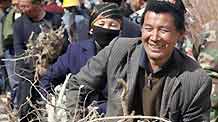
[89,3,123,28]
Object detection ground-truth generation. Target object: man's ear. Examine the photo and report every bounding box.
[140,0,145,5]
[178,31,185,41]
[168,0,176,4]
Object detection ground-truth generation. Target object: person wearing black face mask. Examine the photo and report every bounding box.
[89,2,123,49]
[89,2,141,49]
[39,3,140,115]
[92,26,120,48]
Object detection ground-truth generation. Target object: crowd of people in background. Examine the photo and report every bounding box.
[0,0,217,121]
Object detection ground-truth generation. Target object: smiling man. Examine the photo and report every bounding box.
[66,0,212,121]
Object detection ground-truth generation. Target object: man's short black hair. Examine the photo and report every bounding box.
[102,0,123,6]
[141,0,185,32]
[31,0,42,4]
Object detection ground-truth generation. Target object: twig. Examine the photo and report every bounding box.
[78,106,99,122]
[72,85,84,122]
[15,73,49,103]
[87,115,171,122]
[15,73,68,111]
[57,73,71,105]
[27,97,43,122]
[117,79,128,116]
[82,90,95,118]
[1,55,38,62]
[19,108,47,121]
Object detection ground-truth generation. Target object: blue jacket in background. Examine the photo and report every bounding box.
[40,39,96,92]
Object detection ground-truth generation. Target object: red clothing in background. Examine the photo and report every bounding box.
[43,2,64,14]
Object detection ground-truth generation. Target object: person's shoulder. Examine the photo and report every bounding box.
[107,37,141,55]
[173,49,209,83]
[14,15,27,22]
[73,39,94,46]
[181,66,210,84]
[174,48,199,70]
[121,17,141,37]
[129,8,145,25]
[7,7,16,15]
[13,15,29,26]
[122,17,141,29]
[46,11,61,17]
[69,39,95,50]
[114,37,141,45]
[177,50,211,89]
[44,12,62,22]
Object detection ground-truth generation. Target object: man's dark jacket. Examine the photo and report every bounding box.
[66,37,212,122]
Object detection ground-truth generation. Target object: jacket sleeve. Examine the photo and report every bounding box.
[182,71,212,122]
[65,38,118,118]
[40,43,75,93]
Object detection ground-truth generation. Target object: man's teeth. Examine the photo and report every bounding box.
[150,44,166,48]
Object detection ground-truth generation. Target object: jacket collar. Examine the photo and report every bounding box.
[160,49,183,118]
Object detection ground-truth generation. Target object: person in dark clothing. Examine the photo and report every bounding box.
[39,3,140,114]
[13,0,65,120]
[43,0,64,15]
[100,1,141,36]
[62,0,90,42]
[66,0,211,121]
[14,0,63,55]
[0,0,21,105]
[0,0,11,94]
